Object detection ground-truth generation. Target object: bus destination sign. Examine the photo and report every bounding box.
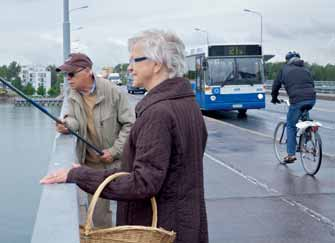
[208,45,262,57]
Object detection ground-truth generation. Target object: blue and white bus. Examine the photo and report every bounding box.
[185,44,266,116]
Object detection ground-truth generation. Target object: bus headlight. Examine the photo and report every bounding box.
[257,93,264,100]
[210,95,216,101]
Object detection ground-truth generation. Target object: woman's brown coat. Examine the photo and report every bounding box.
[68,77,208,243]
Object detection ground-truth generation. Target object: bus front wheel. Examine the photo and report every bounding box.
[237,109,247,118]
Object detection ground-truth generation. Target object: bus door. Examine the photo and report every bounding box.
[195,55,206,107]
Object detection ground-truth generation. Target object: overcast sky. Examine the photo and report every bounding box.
[1,0,334,70]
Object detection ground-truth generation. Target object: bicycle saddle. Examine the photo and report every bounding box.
[299,104,313,113]
[299,105,313,121]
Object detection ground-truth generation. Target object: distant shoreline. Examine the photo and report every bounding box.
[0,95,15,103]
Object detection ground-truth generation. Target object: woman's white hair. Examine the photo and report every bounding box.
[128,29,186,78]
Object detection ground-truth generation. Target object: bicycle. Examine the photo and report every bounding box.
[273,99,323,176]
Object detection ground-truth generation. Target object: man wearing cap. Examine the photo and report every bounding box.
[56,53,135,227]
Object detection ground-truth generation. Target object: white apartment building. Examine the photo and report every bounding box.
[20,65,51,91]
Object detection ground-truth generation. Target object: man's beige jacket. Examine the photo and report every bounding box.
[64,77,135,164]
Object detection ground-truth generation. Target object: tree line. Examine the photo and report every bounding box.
[1,61,334,96]
[265,62,335,81]
[113,62,335,83]
[113,63,129,84]
[0,62,64,97]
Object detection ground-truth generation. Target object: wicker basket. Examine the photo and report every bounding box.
[80,172,176,243]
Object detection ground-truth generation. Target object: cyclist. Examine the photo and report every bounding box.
[271,51,316,163]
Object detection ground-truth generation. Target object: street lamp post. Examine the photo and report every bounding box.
[62,0,87,105]
[194,28,210,47]
[244,9,263,53]
[63,1,88,61]
[63,0,70,62]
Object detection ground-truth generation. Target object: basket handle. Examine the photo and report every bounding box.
[84,172,158,234]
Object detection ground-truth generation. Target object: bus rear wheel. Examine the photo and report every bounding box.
[237,109,247,118]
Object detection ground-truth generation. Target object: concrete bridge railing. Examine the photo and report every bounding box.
[15,98,63,106]
[265,80,335,94]
[31,96,81,243]
[31,134,80,243]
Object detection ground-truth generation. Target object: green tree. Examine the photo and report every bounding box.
[47,64,58,87]
[37,83,46,96]
[54,72,64,96]
[324,64,335,81]
[113,64,122,73]
[23,83,35,96]
[46,65,63,96]
[265,62,335,81]
[47,87,58,97]
[7,61,21,81]
[0,65,8,78]
[114,63,129,84]
[310,63,324,81]
[264,62,285,80]
[11,77,23,91]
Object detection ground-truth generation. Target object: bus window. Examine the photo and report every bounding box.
[208,58,235,86]
[185,56,196,80]
[235,58,263,85]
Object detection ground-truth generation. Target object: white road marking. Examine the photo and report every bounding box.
[204,152,335,231]
[204,116,335,158]
[314,107,335,113]
[321,125,335,130]
[205,116,273,139]
[257,108,334,130]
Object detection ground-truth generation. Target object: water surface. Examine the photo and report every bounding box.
[0,104,59,242]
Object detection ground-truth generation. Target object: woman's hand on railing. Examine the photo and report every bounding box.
[40,163,81,184]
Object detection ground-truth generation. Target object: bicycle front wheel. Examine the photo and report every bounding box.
[273,121,287,164]
[300,130,322,176]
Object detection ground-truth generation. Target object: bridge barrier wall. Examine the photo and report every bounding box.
[31,134,80,243]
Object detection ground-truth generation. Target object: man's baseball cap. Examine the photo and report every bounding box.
[56,53,93,73]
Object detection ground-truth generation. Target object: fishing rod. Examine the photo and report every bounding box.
[0,77,104,156]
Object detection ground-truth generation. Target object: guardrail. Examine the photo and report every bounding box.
[314,81,335,93]
[31,94,81,243]
[265,80,335,94]
[31,134,80,243]
[15,98,63,106]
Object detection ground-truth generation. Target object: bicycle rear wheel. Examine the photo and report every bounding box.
[300,130,322,175]
[273,121,287,164]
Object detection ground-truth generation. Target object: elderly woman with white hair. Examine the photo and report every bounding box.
[41,29,209,243]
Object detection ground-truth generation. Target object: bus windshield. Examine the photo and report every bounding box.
[207,57,263,86]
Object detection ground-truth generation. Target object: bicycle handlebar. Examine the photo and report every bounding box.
[279,99,290,106]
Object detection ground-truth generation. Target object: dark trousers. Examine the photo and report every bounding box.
[286,100,316,155]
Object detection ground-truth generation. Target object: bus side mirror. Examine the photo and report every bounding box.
[202,60,208,71]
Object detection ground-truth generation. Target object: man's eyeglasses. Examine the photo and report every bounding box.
[129,56,149,65]
[65,68,85,78]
